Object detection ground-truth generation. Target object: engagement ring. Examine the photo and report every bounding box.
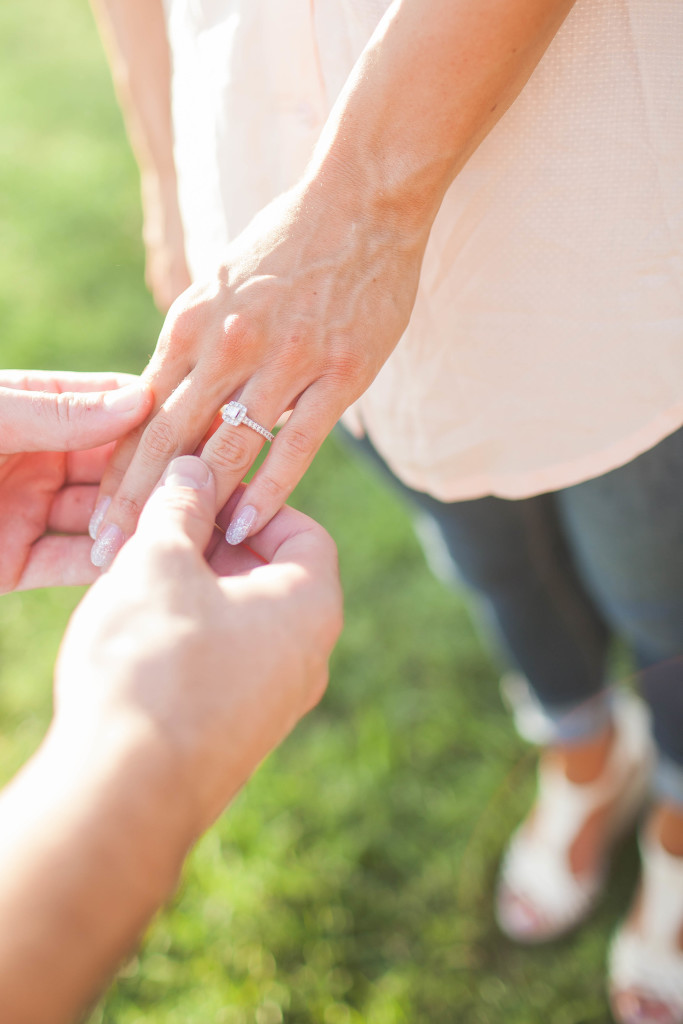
[221,401,274,443]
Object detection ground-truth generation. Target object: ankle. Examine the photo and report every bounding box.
[649,802,683,857]
[549,720,616,785]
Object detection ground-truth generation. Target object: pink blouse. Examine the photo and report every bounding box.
[164,0,683,500]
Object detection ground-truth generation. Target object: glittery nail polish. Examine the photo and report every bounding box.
[90,523,124,569]
[88,496,111,540]
[225,506,257,546]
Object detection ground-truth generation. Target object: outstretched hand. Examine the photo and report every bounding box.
[0,371,152,593]
[89,179,428,567]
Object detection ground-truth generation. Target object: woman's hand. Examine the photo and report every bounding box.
[0,371,152,593]
[90,0,577,568]
[90,176,428,567]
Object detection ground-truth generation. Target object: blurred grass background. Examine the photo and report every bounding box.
[0,2,636,1021]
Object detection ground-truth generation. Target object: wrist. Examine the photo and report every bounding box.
[301,141,439,260]
[0,714,195,1021]
[41,711,196,901]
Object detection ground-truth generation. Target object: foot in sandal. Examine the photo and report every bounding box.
[609,804,683,1024]
[496,693,653,943]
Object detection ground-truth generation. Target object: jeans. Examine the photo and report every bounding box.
[339,426,683,805]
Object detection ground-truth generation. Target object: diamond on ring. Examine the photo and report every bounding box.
[221,401,275,443]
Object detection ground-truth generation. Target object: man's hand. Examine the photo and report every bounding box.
[0,371,153,593]
[0,456,341,1023]
[57,454,343,833]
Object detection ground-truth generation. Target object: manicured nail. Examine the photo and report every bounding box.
[102,382,147,413]
[90,523,125,569]
[161,456,212,491]
[88,496,111,540]
[225,505,257,546]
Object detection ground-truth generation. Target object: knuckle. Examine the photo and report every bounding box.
[327,347,365,387]
[54,392,75,423]
[159,293,206,354]
[222,313,255,349]
[212,314,259,370]
[278,427,317,463]
[253,470,291,503]
[114,493,145,524]
[209,429,253,475]
[142,417,180,461]
[52,392,81,435]
[248,430,321,505]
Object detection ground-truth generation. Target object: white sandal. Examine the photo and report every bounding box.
[609,831,683,1024]
[496,692,653,943]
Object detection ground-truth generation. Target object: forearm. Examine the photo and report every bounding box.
[0,722,191,1024]
[90,0,190,308]
[306,0,575,238]
[90,0,175,181]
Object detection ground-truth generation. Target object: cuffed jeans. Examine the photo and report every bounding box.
[340,426,683,806]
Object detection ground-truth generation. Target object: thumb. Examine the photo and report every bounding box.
[0,381,153,454]
[134,456,217,554]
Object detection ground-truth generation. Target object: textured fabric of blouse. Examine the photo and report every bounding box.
[163,0,683,500]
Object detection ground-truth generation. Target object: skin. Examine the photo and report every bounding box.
[0,406,341,1022]
[86,3,681,1018]
[0,371,153,592]
[90,0,577,562]
[90,0,190,311]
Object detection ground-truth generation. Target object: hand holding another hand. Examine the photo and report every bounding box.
[0,371,152,593]
[0,456,341,1023]
[55,455,343,837]
[90,177,429,567]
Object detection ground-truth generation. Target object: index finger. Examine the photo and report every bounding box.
[0,370,139,393]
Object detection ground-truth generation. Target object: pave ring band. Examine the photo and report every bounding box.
[221,401,275,443]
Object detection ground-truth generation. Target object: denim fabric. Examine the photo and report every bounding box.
[339,427,683,802]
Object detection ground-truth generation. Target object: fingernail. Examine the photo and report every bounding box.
[102,382,146,413]
[90,523,125,569]
[88,496,111,540]
[161,456,212,491]
[225,505,257,546]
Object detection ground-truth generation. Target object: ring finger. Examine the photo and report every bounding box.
[90,370,237,567]
[200,376,291,524]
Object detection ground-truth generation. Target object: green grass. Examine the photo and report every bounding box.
[0,3,634,1021]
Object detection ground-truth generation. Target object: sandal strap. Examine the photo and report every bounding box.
[503,825,601,918]
[533,692,652,854]
[499,694,653,934]
[638,833,683,944]
[609,832,683,1014]
[610,929,683,1010]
